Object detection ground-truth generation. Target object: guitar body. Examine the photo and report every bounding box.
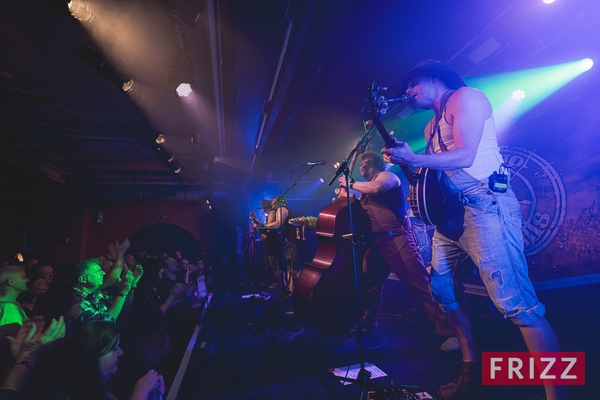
[408,167,445,226]
[292,197,371,335]
[249,211,269,242]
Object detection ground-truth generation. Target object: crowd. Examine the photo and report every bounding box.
[0,241,213,400]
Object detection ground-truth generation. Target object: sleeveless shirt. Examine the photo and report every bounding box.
[361,184,407,232]
[425,90,504,180]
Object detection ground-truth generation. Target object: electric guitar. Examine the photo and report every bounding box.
[367,83,445,226]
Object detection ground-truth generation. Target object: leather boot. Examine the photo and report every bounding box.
[437,361,481,400]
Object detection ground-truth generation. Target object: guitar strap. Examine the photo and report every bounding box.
[425,90,455,155]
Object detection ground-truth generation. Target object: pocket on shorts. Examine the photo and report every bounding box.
[461,189,498,216]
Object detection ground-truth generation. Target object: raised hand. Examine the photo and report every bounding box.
[170,282,186,296]
[9,316,66,363]
[116,237,131,254]
[132,265,144,287]
[131,369,164,399]
[117,269,135,294]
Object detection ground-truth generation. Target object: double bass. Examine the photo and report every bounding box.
[292,141,372,334]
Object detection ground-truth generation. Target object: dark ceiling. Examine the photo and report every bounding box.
[1,0,599,207]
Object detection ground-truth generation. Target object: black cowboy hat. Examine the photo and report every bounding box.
[258,199,272,210]
[391,59,467,95]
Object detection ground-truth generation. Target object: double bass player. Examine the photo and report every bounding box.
[338,150,458,351]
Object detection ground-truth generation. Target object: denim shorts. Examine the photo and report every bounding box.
[429,169,546,326]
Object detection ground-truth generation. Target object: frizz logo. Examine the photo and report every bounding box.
[482,352,585,385]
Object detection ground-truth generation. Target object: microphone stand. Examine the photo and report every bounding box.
[279,164,317,200]
[273,164,317,296]
[324,129,377,398]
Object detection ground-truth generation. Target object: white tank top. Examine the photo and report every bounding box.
[425,92,504,180]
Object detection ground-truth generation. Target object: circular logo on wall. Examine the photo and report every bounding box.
[500,147,567,256]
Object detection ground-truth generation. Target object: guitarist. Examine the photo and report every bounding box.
[261,196,295,298]
[338,151,457,351]
[382,60,563,400]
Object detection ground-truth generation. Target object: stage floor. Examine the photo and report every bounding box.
[163,275,599,400]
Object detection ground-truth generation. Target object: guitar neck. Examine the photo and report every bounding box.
[369,110,417,186]
[249,213,264,227]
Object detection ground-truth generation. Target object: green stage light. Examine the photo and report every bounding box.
[465,58,594,132]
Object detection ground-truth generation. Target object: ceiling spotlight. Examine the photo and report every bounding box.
[156,134,166,144]
[174,167,182,174]
[122,78,134,93]
[68,0,94,22]
[168,155,175,162]
[168,52,195,98]
[175,83,193,98]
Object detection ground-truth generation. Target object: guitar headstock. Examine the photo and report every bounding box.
[366,82,388,116]
[365,82,397,149]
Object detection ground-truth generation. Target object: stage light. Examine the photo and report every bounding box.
[156,134,166,144]
[168,52,195,98]
[68,0,94,22]
[579,58,594,72]
[465,58,595,132]
[168,155,175,162]
[175,83,193,98]
[319,178,325,183]
[174,167,181,174]
[542,0,556,4]
[122,79,134,93]
[511,90,526,101]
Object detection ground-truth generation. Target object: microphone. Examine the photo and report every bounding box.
[305,160,326,166]
[376,94,412,106]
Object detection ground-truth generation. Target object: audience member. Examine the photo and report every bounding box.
[29,320,164,400]
[0,267,29,327]
[16,277,49,317]
[0,316,65,398]
[25,263,53,285]
[126,259,185,372]
[156,257,182,299]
